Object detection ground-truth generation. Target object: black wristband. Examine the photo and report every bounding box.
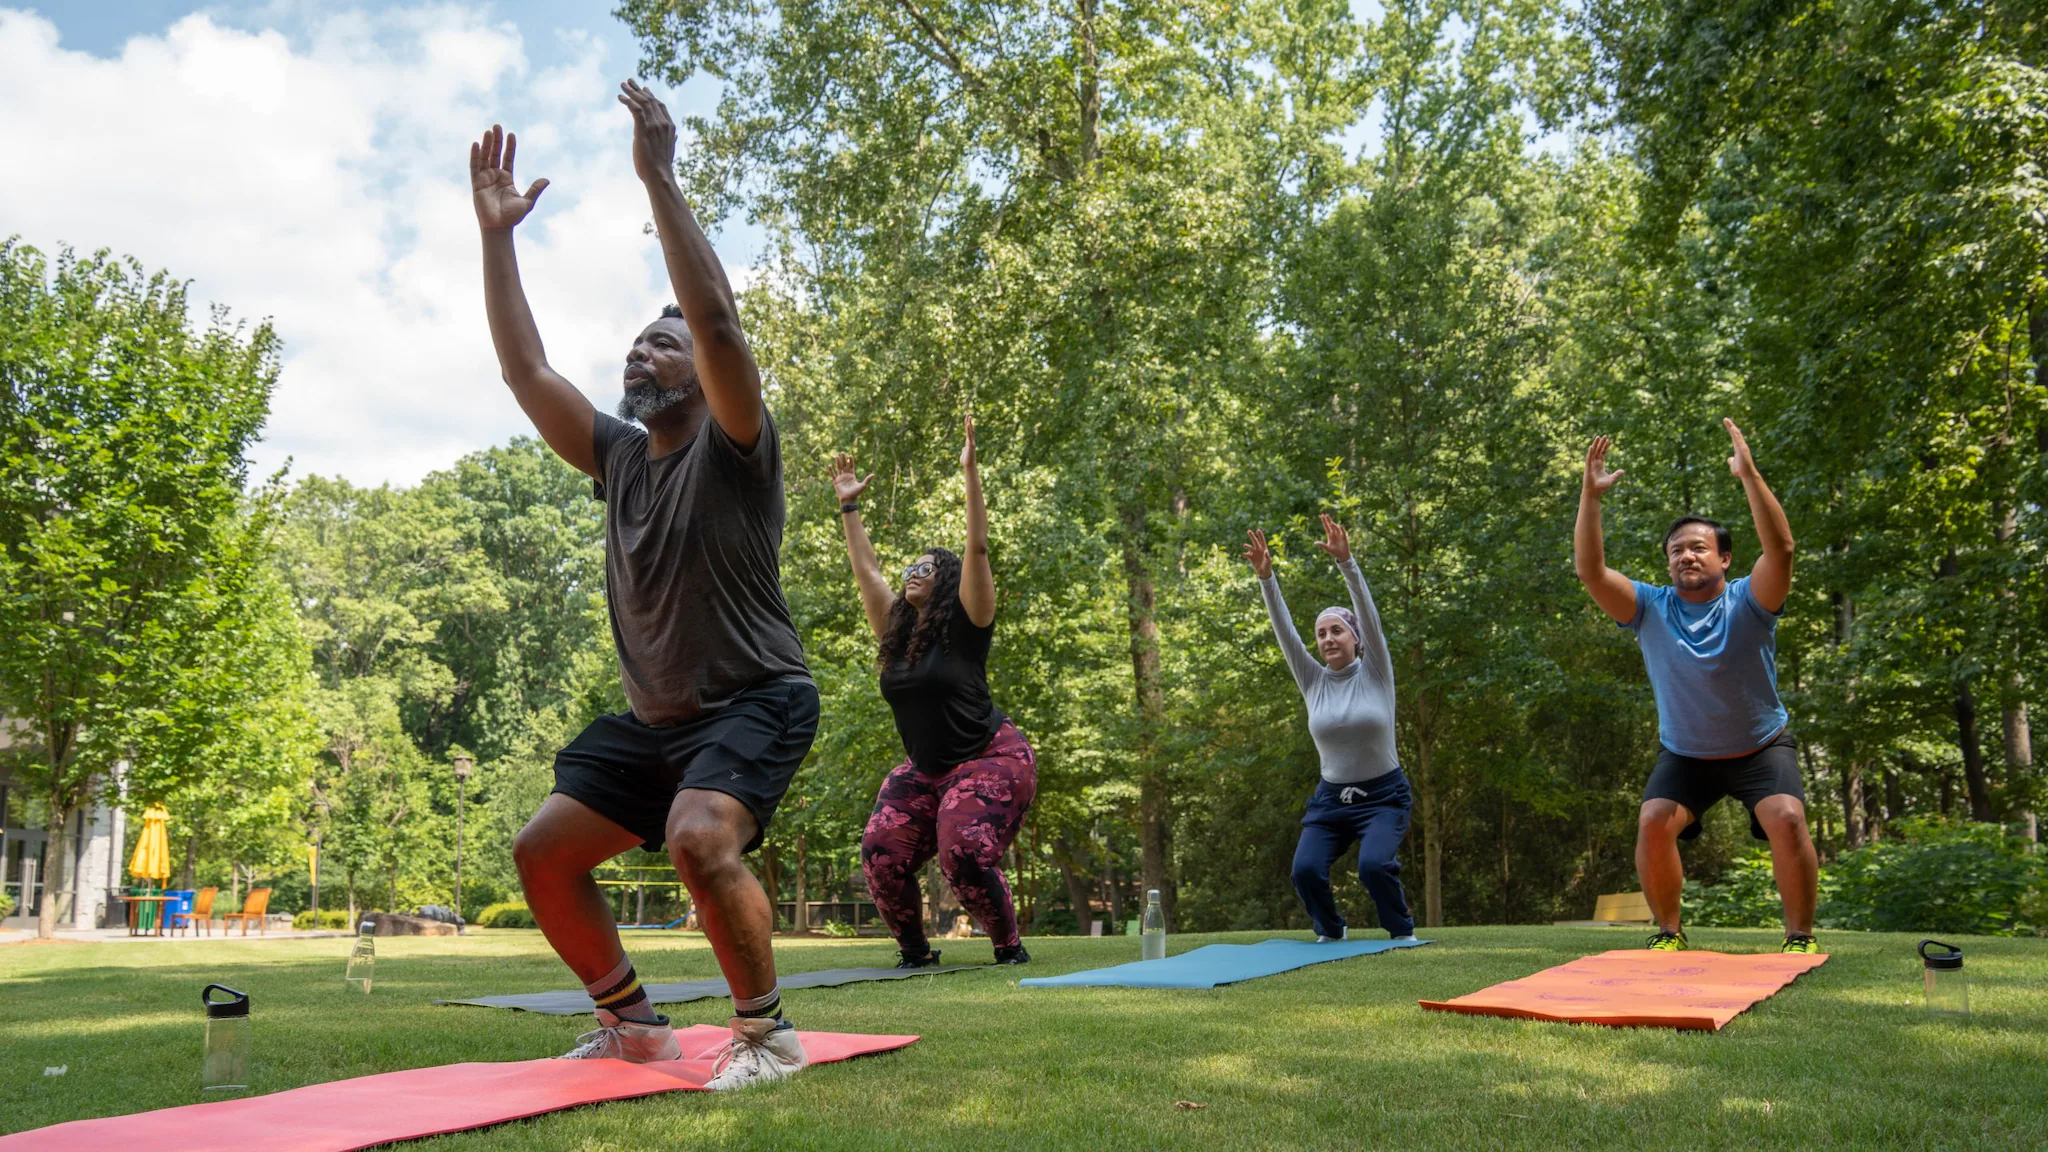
[840,502,860,515]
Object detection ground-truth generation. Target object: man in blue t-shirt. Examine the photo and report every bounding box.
[1573,420,1820,955]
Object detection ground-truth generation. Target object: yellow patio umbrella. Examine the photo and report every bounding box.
[128,804,172,884]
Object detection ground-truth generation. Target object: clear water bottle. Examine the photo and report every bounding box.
[344,920,376,992]
[202,984,250,1092]
[1141,889,1166,961]
[1920,939,1968,1015]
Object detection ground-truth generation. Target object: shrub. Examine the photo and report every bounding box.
[291,910,355,931]
[0,888,13,919]
[474,901,535,929]
[1684,850,1801,928]
[1821,818,2044,936]
[817,920,860,938]
[1030,907,1081,936]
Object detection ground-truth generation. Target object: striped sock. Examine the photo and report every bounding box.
[733,983,782,1022]
[585,956,661,1024]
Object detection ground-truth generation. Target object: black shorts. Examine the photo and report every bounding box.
[551,677,818,854]
[1644,729,1803,841]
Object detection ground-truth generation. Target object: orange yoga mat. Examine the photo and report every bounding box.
[0,1027,916,1152]
[1419,949,1828,1031]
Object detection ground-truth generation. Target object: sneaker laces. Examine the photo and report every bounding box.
[563,1026,626,1059]
[709,1034,767,1081]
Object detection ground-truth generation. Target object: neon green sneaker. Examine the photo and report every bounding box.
[1645,929,1689,952]
[1781,933,1820,954]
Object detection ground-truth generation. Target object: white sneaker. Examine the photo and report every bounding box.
[556,1011,680,1061]
[702,1016,809,1091]
[1315,927,1349,943]
[1391,934,1417,942]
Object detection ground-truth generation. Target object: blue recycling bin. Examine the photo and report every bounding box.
[163,889,195,933]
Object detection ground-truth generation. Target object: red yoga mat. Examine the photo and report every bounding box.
[0,1027,916,1152]
[1419,949,1828,1031]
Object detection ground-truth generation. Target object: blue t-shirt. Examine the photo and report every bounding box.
[1622,576,1789,758]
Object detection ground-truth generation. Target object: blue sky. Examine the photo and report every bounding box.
[4,1,752,485]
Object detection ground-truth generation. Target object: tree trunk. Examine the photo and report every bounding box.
[1838,758,1867,849]
[1412,730,1443,928]
[2004,696,2034,841]
[179,834,198,892]
[761,841,781,930]
[793,834,807,933]
[1055,836,1095,931]
[1120,510,1174,927]
[1955,682,1994,822]
[36,802,73,938]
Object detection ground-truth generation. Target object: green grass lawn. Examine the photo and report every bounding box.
[3,926,2044,1149]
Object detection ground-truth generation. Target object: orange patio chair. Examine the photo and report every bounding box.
[220,888,273,936]
[171,886,219,936]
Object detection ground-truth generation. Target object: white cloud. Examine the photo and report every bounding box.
[0,5,708,486]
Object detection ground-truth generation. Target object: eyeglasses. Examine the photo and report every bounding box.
[903,560,937,581]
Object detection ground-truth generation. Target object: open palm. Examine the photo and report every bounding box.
[470,125,549,230]
[830,453,873,504]
[1584,436,1625,495]
[1242,529,1274,579]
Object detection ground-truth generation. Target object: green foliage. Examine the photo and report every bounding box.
[0,239,300,935]
[1685,851,1806,929]
[291,909,354,931]
[0,888,14,919]
[1821,819,2045,937]
[473,901,535,929]
[817,920,861,939]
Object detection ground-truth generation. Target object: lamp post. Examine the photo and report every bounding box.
[451,753,474,932]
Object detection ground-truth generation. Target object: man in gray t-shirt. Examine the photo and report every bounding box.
[470,81,816,1086]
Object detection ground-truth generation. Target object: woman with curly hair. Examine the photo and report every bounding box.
[831,415,1037,966]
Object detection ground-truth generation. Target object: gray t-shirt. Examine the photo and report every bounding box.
[591,408,811,726]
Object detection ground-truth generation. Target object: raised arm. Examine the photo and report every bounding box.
[1245,529,1318,693]
[831,453,894,639]
[959,415,995,628]
[471,125,597,478]
[1315,515,1393,684]
[618,81,763,449]
[1725,419,1794,612]
[1574,436,1639,624]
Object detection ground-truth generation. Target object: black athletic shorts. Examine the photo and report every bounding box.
[1643,728,1804,842]
[551,677,819,854]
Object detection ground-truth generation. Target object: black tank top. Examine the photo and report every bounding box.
[878,597,1005,772]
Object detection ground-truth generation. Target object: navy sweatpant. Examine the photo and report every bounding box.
[1291,771,1416,938]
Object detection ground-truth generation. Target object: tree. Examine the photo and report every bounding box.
[0,240,282,936]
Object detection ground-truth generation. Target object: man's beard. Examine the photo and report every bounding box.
[616,378,697,423]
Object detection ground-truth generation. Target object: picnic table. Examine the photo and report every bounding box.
[118,894,173,937]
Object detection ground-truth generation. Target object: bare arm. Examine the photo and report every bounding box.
[618,81,763,449]
[1725,419,1794,612]
[959,414,995,628]
[1245,529,1318,693]
[1316,515,1393,685]
[1575,436,1639,624]
[471,126,596,477]
[831,453,893,639]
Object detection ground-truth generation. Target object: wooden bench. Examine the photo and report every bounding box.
[1553,891,1655,927]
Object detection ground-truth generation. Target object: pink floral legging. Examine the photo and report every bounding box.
[860,721,1037,953]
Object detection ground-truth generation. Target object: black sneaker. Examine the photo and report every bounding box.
[993,943,1030,965]
[895,947,943,969]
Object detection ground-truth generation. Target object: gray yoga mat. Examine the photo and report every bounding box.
[435,965,982,1015]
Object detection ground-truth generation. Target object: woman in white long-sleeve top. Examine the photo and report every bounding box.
[1243,515,1416,942]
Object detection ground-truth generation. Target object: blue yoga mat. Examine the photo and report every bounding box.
[1018,936,1431,989]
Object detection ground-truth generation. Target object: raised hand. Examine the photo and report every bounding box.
[470,125,549,230]
[961,413,978,472]
[617,79,678,186]
[1242,529,1275,580]
[1724,418,1759,479]
[1583,435,1625,497]
[830,452,874,505]
[1313,513,1353,564]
